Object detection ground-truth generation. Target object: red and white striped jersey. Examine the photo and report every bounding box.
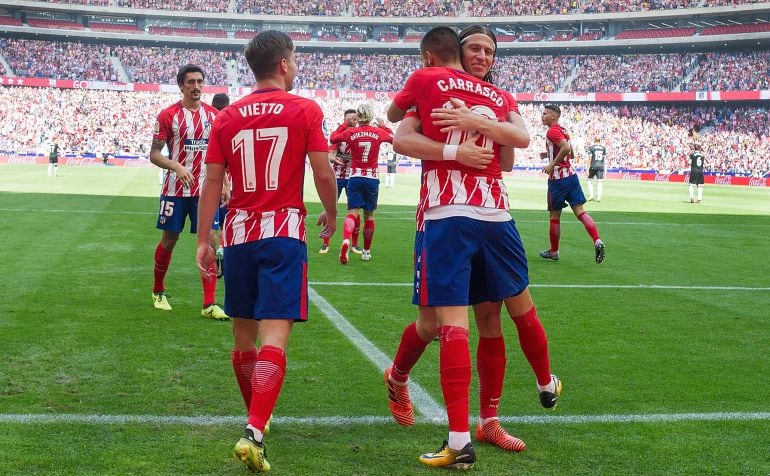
[545,123,575,180]
[330,124,393,179]
[154,101,218,197]
[205,88,329,246]
[393,67,510,217]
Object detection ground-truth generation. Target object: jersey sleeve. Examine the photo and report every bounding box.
[153,107,172,143]
[305,101,329,153]
[502,91,520,116]
[546,126,566,146]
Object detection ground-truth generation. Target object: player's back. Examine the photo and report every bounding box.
[394,67,507,179]
[213,89,323,215]
[690,151,705,172]
[346,124,392,177]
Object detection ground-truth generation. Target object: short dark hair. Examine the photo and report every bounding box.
[176,64,205,86]
[420,26,460,64]
[459,25,497,84]
[544,104,561,115]
[344,108,356,116]
[244,30,294,81]
[211,93,230,110]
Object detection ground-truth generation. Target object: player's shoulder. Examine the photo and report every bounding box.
[201,102,219,115]
[158,101,183,118]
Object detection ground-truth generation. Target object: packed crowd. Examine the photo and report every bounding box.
[31,0,766,14]
[116,0,230,12]
[1,86,767,177]
[1,38,118,81]
[3,40,768,93]
[113,45,229,86]
[682,51,770,92]
[566,53,694,92]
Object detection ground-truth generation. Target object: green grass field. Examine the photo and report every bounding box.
[1,164,769,475]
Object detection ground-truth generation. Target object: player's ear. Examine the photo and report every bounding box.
[279,57,288,74]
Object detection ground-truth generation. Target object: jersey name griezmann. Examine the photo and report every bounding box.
[238,103,285,117]
[436,78,504,107]
[349,130,382,141]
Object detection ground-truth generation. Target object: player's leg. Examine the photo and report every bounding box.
[689,183,695,202]
[386,306,436,426]
[571,196,604,264]
[541,181,567,260]
[697,184,703,202]
[153,197,184,310]
[340,179,363,264]
[361,210,375,261]
[471,302,526,452]
[193,199,227,320]
[419,218,476,469]
[587,174,595,201]
[596,175,603,202]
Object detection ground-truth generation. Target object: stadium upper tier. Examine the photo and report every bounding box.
[5,0,767,15]
[2,38,768,92]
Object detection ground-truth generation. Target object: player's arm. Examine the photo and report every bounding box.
[431,98,530,148]
[149,123,194,187]
[500,146,514,172]
[392,116,493,169]
[196,161,225,279]
[387,102,406,123]
[308,150,338,239]
[543,139,571,175]
[329,126,348,144]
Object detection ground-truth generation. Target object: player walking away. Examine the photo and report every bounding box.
[689,143,705,203]
[384,24,559,458]
[385,148,398,187]
[330,103,393,264]
[384,25,559,464]
[149,64,228,320]
[47,136,59,177]
[539,104,605,264]
[211,93,231,278]
[195,30,338,473]
[320,109,362,255]
[586,137,607,202]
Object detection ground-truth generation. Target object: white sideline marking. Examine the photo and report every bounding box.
[310,282,770,291]
[2,412,769,427]
[308,286,445,422]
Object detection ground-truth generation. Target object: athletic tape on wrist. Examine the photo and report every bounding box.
[443,144,458,161]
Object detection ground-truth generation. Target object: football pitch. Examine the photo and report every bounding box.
[1,165,769,475]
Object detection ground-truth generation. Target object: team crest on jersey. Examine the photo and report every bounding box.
[322,118,331,139]
[203,120,212,132]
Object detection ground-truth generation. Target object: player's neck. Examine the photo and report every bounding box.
[256,78,286,92]
[182,98,201,111]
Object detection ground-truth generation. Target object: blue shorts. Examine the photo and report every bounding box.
[336,178,348,199]
[156,195,220,233]
[415,217,529,307]
[223,238,308,322]
[214,205,227,230]
[412,231,425,305]
[547,174,587,211]
[346,177,379,212]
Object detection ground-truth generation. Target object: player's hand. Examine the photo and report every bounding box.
[196,243,217,281]
[220,187,231,207]
[175,166,195,189]
[431,98,479,133]
[316,211,337,239]
[456,133,493,169]
[543,164,555,175]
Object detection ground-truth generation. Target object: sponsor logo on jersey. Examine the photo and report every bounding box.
[183,138,209,151]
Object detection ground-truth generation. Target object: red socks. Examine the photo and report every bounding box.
[363,219,375,250]
[153,243,172,293]
[391,322,431,383]
[342,214,356,241]
[352,215,361,247]
[549,218,560,252]
[439,326,471,433]
[202,263,217,306]
[232,348,258,410]
[247,345,287,432]
[578,211,601,242]
[512,307,552,386]
[477,336,506,420]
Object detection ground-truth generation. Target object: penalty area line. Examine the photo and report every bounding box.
[1,412,769,427]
